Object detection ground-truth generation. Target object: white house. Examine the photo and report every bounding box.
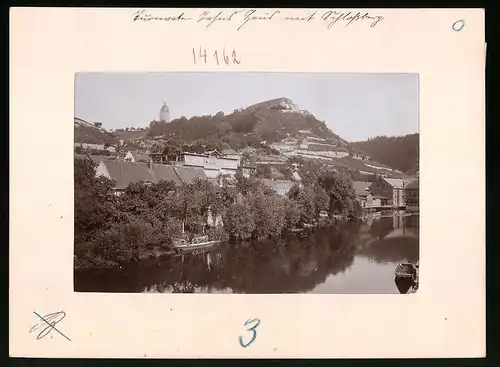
[353,181,387,209]
[382,178,413,207]
[182,151,239,178]
[221,149,242,165]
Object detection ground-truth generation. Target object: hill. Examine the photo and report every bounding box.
[74,117,119,145]
[146,97,347,150]
[350,134,419,175]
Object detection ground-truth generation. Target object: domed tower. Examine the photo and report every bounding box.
[159,102,170,123]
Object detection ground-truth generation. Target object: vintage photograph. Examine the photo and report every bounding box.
[74,72,419,294]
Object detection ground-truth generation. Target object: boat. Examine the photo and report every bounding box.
[173,235,221,251]
[394,259,416,279]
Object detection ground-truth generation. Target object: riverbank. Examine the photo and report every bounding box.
[74,157,362,270]
[74,214,419,294]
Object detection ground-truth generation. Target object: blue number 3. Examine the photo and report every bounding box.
[238,318,261,348]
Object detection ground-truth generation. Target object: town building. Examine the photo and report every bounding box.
[353,181,373,209]
[182,151,240,178]
[74,142,116,153]
[353,181,390,209]
[405,178,419,212]
[95,160,207,195]
[369,177,413,208]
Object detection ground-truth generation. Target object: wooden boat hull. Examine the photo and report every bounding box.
[394,263,416,279]
[174,241,220,251]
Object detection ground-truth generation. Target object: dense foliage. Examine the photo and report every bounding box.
[144,106,344,151]
[350,134,419,175]
[74,156,361,269]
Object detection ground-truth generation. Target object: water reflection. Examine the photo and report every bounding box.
[74,213,419,294]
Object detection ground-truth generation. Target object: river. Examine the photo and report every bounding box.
[74,212,419,294]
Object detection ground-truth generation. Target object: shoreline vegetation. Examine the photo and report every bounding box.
[74,156,362,270]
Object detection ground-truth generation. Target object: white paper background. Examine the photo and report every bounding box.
[9,8,485,358]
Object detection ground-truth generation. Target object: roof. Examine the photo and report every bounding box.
[89,155,118,162]
[206,149,223,156]
[270,167,285,179]
[151,164,182,185]
[183,152,208,157]
[130,151,149,162]
[101,161,155,190]
[353,181,373,196]
[221,149,240,156]
[372,195,388,199]
[406,178,419,189]
[383,178,413,189]
[173,166,207,183]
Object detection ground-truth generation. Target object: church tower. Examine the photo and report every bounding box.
[159,102,170,123]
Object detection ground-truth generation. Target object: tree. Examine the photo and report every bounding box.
[74,156,119,240]
[223,200,255,240]
[318,171,358,216]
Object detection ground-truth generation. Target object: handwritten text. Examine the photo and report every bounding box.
[131,9,384,30]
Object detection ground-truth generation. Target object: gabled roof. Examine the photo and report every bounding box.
[270,167,285,179]
[130,151,149,162]
[100,161,155,190]
[383,178,413,189]
[89,155,118,162]
[151,164,182,185]
[183,151,208,157]
[353,181,373,196]
[206,149,223,156]
[173,166,207,183]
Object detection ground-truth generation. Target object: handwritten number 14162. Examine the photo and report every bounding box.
[193,47,241,65]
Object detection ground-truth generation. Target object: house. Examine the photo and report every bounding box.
[182,151,239,178]
[353,181,373,209]
[221,149,242,163]
[261,179,296,196]
[95,160,207,194]
[405,178,419,212]
[74,142,116,153]
[353,181,388,209]
[370,177,413,208]
[183,152,207,167]
[94,122,103,128]
[96,160,158,195]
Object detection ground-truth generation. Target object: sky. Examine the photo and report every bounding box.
[74,72,419,142]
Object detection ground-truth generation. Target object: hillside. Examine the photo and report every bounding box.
[350,134,419,175]
[74,117,119,145]
[146,97,347,150]
[74,98,415,180]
